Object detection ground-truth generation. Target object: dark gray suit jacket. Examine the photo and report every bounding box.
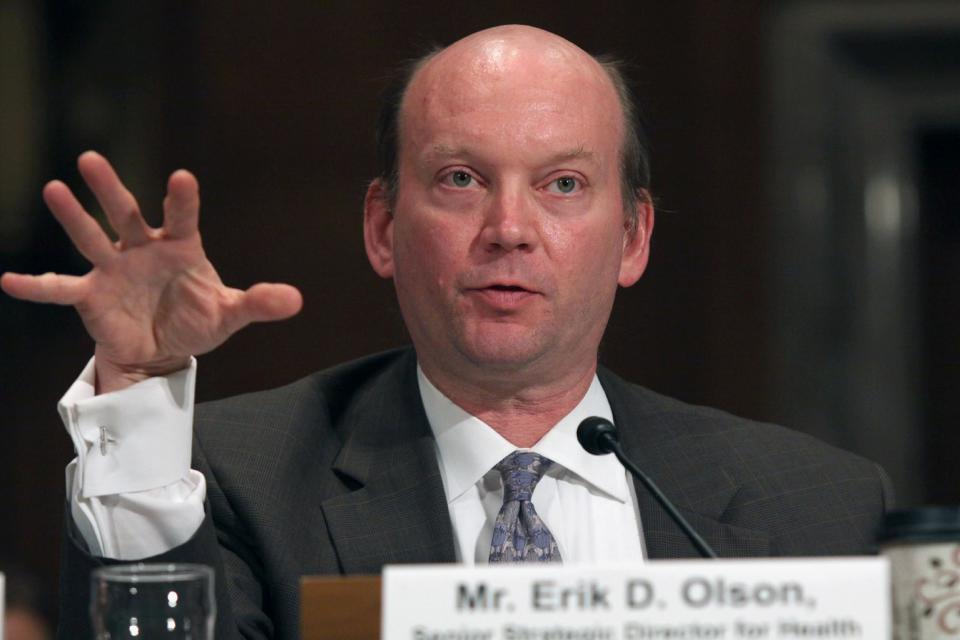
[59,347,892,639]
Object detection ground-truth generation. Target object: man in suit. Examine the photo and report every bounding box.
[1,25,890,640]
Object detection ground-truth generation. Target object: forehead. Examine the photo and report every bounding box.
[399,34,622,160]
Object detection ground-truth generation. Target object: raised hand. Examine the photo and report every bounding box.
[0,151,303,393]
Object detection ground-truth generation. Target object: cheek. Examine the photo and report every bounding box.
[544,217,625,277]
[394,214,465,293]
[546,222,627,319]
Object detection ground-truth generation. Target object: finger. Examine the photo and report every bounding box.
[77,151,152,247]
[42,180,117,265]
[222,283,303,334]
[163,169,200,240]
[0,272,89,305]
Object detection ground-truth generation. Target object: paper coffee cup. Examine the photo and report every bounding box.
[881,507,960,639]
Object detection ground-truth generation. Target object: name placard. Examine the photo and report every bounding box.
[382,558,889,639]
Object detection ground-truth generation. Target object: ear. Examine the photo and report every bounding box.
[363,179,395,278]
[617,192,655,287]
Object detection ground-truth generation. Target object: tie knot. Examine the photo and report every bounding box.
[495,451,554,503]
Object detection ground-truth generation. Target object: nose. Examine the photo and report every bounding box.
[479,185,538,253]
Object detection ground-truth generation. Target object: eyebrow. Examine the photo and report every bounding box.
[428,143,599,166]
[430,144,461,156]
[550,146,597,165]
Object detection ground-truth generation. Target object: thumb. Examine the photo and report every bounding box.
[238,283,304,324]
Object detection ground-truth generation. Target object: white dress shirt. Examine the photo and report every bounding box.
[60,357,646,563]
[60,357,205,559]
[419,368,646,564]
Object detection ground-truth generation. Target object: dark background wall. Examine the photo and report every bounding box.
[5,0,952,623]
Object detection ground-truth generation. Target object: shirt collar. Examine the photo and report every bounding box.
[417,366,628,504]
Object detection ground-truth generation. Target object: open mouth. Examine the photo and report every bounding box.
[487,284,529,292]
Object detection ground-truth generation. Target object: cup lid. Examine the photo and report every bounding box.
[880,506,960,543]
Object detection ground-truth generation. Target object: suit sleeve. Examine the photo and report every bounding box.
[56,360,274,639]
[877,462,896,513]
[57,501,247,640]
[57,448,275,639]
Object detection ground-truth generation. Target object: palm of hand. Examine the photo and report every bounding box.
[0,152,302,392]
[82,236,228,366]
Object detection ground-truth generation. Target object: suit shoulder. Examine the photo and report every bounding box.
[194,346,414,435]
[601,369,891,554]
[599,368,886,487]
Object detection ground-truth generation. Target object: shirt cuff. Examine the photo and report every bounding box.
[58,357,197,498]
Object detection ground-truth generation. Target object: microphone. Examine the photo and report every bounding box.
[577,417,718,559]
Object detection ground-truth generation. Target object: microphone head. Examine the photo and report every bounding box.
[577,417,619,455]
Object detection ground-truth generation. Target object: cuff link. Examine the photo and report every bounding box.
[99,426,116,455]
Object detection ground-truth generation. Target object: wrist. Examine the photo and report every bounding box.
[94,355,192,395]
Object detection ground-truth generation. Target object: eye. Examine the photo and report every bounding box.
[444,170,475,188]
[547,175,581,194]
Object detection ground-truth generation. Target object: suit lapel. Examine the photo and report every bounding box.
[320,350,458,574]
[598,368,770,558]
[320,352,769,571]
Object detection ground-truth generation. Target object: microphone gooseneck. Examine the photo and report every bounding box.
[576,417,718,559]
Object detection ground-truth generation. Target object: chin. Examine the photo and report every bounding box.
[455,327,551,372]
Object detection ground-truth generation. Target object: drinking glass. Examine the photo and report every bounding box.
[90,563,215,639]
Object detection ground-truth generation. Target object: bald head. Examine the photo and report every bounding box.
[408,25,615,103]
[375,26,651,228]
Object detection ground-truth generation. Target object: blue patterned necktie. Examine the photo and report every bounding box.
[488,451,562,563]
